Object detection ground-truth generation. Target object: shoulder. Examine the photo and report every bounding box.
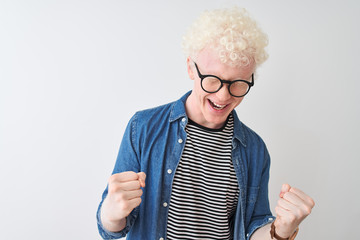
[133,100,176,125]
[233,115,271,177]
[232,111,267,149]
[130,91,190,127]
[126,99,182,139]
[242,122,266,147]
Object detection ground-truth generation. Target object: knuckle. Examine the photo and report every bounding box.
[296,208,303,217]
[121,201,129,211]
[108,185,120,194]
[304,206,312,215]
[108,174,117,184]
[309,197,315,207]
[117,192,126,201]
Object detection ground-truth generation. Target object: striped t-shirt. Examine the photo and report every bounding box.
[167,114,239,240]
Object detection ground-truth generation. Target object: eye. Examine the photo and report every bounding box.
[229,81,250,96]
[202,77,221,92]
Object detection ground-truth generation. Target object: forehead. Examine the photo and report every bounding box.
[196,47,255,80]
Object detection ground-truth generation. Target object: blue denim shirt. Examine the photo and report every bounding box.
[97,91,275,240]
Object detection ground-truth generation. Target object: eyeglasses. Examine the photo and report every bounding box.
[194,62,254,98]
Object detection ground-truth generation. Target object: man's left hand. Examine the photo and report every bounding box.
[273,183,315,238]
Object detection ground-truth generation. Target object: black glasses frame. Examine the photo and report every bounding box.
[194,62,254,98]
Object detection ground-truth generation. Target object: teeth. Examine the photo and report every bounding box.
[213,102,225,108]
[210,100,226,109]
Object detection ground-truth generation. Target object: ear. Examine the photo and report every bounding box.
[186,56,195,80]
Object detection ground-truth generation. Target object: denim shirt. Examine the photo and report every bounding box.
[97,91,275,240]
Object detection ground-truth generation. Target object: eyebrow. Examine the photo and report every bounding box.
[194,62,253,82]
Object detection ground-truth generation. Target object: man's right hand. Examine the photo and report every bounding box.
[100,171,146,232]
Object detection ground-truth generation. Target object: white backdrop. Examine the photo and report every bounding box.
[1,0,359,239]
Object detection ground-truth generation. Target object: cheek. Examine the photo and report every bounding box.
[233,98,244,107]
[200,94,209,105]
[193,79,203,95]
[194,82,209,102]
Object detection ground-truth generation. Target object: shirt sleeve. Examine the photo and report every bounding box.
[96,113,141,239]
[246,145,276,239]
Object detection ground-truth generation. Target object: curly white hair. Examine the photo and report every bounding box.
[182,7,268,68]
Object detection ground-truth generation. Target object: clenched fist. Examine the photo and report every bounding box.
[274,183,315,238]
[100,171,146,232]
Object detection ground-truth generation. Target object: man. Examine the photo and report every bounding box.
[97,7,315,240]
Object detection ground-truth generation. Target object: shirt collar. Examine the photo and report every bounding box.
[169,91,191,122]
[232,110,247,147]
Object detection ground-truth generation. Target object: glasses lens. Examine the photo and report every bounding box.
[202,76,221,93]
[229,81,250,97]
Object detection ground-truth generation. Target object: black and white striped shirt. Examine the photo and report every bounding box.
[167,114,239,240]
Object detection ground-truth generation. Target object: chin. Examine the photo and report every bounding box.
[205,115,229,128]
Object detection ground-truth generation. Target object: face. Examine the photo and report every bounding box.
[185,47,255,129]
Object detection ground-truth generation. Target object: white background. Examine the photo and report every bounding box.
[1,0,359,239]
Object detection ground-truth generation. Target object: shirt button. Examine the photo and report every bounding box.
[246,233,249,237]
[167,169,172,174]
[163,202,168,207]
[268,217,274,221]
[159,238,164,240]
[178,139,183,144]
[182,118,186,122]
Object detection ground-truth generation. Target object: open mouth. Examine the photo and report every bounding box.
[208,99,228,110]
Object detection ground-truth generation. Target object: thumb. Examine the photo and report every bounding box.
[279,183,291,198]
[137,172,146,188]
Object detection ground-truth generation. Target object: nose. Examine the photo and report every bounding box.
[216,84,231,101]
